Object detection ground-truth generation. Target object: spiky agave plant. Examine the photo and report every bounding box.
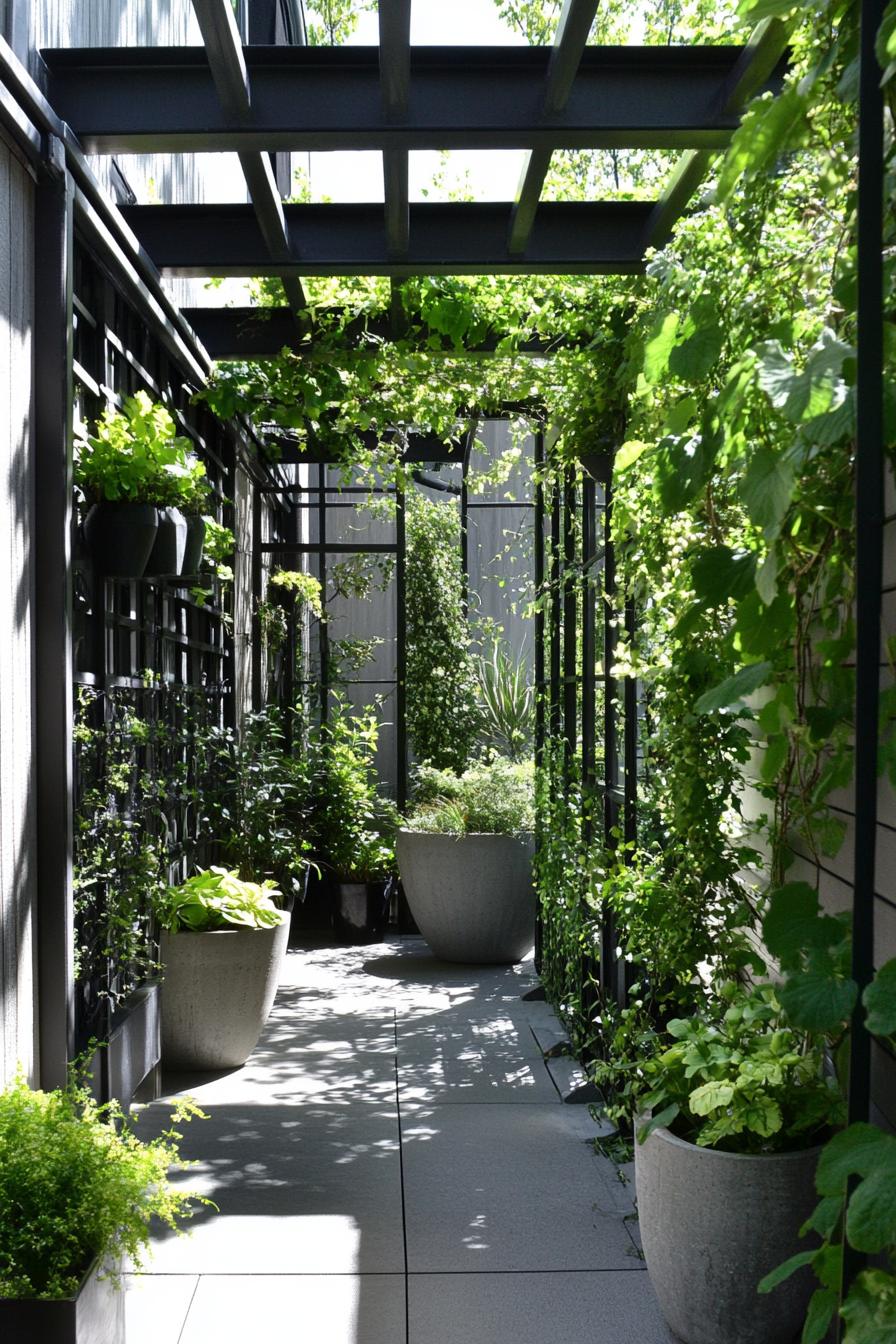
[476,644,534,762]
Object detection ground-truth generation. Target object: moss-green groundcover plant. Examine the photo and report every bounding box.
[405,758,534,836]
[0,1074,207,1298]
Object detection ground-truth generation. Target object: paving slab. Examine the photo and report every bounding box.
[137,1104,405,1275]
[123,1273,198,1344]
[401,1103,639,1272]
[158,1051,398,1107]
[179,1274,406,1344]
[399,1055,557,1106]
[397,1016,548,1061]
[408,1270,674,1344]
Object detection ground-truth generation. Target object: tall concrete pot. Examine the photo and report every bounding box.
[395,830,534,963]
[634,1125,822,1344]
[160,916,289,1070]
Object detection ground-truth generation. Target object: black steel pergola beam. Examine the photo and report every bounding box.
[189,0,308,316]
[509,0,598,256]
[121,200,652,276]
[643,17,790,251]
[42,44,779,155]
[379,0,411,263]
[182,305,596,357]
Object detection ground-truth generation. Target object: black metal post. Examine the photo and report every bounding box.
[601,474,621,1005]
[842,0,885,1311]
[533,432,546,975]
[317,462,330,724]
[34,135,76,1090]
[395,477,407,812]
[623,596,638,848]
[251,485,263,709]
[549,480,562,742]
[562,470,577,755]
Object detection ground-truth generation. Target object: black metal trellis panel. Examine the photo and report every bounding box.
[70,238,237,1073]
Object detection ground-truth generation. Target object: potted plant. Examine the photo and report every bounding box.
[632,980,845,1344]
[307,702,398,943]
[0,1071,206,1343]
[395,757,535,963]
[154,867,290,1070]
[76,391,198,579]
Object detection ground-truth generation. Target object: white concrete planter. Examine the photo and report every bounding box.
[160,916,289,1070]
[395,830,535,963]
[635,1124,822,1344]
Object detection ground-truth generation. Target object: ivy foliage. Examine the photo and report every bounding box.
[405,490,480,770]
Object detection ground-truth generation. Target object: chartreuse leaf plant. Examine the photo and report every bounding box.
[77,391,208,510]
[637,980,844,1155]
[0,1069,210,1299]
[153,867,284,933]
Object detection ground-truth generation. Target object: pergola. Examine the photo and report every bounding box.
[0,2,886,1276]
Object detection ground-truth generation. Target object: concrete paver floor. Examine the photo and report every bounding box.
[125,937,674,1344]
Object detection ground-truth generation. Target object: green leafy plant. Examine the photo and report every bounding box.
[76,392,206,509]
[636,981,844,1155]
[0,1071,209,1299]
[405,491,481,771]
[268,569,324,617]
[153,867,284,933]
[476,642,534,762]
[405,757,534,835]
[200,708,313,900]
[306,700,397,881]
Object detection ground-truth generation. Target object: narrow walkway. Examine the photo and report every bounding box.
[125,937,673,1343]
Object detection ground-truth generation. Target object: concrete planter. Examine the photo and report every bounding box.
[160,916,289,1069]
[635,1124,822,1344]
[395,830,535,963]
[0,1259,124,1344]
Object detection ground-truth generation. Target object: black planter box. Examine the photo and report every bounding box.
[0,1260,124,1344]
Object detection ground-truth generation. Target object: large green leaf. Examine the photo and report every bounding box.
[695,661,772,714]
[643,312,680,384]
[778,967,857,1032]
[668,312,726,381]
[691,547,756,606]
[741,447,796,539]
[763,883,845,962]
[716,88,809,202]
[816,1123,894,1195]
[863,959,896,1036]
[802,1288,839,1344]
[847,1167,896,1253]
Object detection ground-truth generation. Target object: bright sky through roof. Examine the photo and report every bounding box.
[304,0,531,204]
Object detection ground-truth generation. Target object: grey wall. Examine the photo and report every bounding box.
[0,128,37,1086]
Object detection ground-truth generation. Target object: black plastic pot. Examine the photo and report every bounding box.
[83,501,159,578]
[0,1259,124,1344]
[333,879,392,944]
[146,506,187,577]
[181,513,206,576]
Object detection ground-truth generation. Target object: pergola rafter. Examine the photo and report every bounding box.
[189,0,309,320]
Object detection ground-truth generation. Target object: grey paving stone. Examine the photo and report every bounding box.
[136,1105,405,1275]
[399,1054,558,1105]
[124,1273,198,1344]
[397,1015,548,1061]
[408,1270,674,1344]
[158,1049,398,1107]
[179,1274,406,1344]
[401,1103,639,1272]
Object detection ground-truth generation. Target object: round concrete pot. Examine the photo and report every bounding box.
[160,916,289,1070]
[395,830,535,963]
[634,1124,822,1344]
